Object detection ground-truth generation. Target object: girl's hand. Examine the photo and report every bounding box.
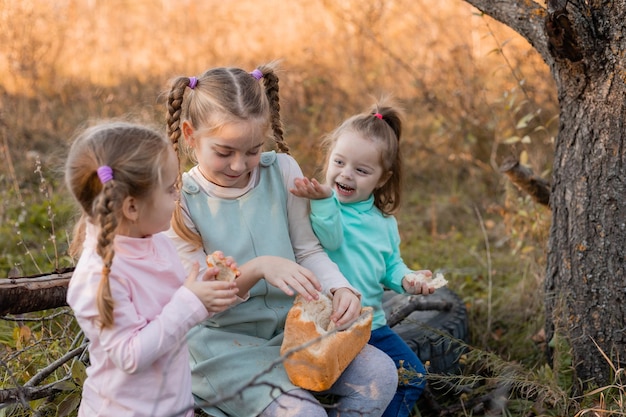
[402,270,436,295]
[207,250,241,277]
[239,256,322,301]
[329,288,362,327]
[290,177,332,200]
[184,262,239,313]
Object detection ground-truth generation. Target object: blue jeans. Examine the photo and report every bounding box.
[369,325,427,417]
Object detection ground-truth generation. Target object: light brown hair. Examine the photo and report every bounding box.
[65,122,172,328]
[320,99,404,215]
[166,62,288,247]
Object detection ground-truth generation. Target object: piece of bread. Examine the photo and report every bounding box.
[280,292,373,391]
[411,272,449,289]
[205,252,240,282]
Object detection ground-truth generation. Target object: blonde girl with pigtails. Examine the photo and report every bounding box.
[65,122,238,417]
[164,63,398,417]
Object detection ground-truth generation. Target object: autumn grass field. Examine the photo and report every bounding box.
[2,0,623,416]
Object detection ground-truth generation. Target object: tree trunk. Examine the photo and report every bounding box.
[463,0,626,387]
[546,60,626,386]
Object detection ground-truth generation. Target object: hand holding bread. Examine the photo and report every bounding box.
[183,261,238,314]
[205,251,240,282]
[402,271,448,295]
[329,287,362,327]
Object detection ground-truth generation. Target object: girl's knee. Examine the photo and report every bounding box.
[365,345,398,387]
[259,390,327,417]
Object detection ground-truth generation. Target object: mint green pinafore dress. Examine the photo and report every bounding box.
[182,152,300,417]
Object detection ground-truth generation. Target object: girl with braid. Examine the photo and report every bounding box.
[164,62,398,417]
[65,121,239,417]
[290,101,442,417]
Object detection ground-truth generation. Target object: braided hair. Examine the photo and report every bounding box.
[166,62,288,247]
[65,122,171,328]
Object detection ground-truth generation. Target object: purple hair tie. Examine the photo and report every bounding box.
[250,69,263,80]
[188,76,198,89]
[97,166,114,184]
[374,113,383,120]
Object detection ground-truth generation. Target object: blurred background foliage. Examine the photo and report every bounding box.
[0,0,557,276]
[0,0,574,415]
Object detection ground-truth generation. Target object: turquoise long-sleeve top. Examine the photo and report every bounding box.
[310,193,412,330]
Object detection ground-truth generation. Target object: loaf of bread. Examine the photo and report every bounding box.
[280,292,373,391]
[205,252,240,282]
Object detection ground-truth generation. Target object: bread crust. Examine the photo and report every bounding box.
[280,293,372,391]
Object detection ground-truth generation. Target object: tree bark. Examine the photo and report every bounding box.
[463,0,626,387]
[547,65,626,387]
[0,269,71,315]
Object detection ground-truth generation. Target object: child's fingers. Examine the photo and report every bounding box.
[211,250,225,260]
[201,267,220,281]
[184,262,201,285]
[310,178,323,191]
[288,277,320,301]
[223,256,239,273]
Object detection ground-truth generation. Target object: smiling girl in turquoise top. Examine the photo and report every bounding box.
[291,99,440,417]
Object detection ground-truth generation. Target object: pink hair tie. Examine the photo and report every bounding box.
[97,166,114,184]
[250,69,263,80]
[374,113,383,120]
[188,76,198,89]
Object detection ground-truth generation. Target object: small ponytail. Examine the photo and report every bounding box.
[373,106,402,142]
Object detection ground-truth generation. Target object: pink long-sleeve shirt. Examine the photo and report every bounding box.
[67,222,209,417]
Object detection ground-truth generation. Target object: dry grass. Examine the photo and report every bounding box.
[0,1,586,415]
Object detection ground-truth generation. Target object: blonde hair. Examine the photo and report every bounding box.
[65,121,172,328]
[320,99,404,215]
[166,62,288,247]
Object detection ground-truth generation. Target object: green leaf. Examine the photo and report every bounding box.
[71,360,88,384]
[51,379,76,391]
[57,392,82,417]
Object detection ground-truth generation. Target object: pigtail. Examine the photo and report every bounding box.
[376,107,402,142]
[94,182,119,329]
[372,104,404,215]
[167,77,191,154]
[257,66,290,154]
[166,76,204,249]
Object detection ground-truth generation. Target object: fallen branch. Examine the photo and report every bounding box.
[25,343,87,388]
[0,268,73,315]
[499,157,551,206]
[386,296,452,327]
[0,377,74,406]
[0,343,87,404]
